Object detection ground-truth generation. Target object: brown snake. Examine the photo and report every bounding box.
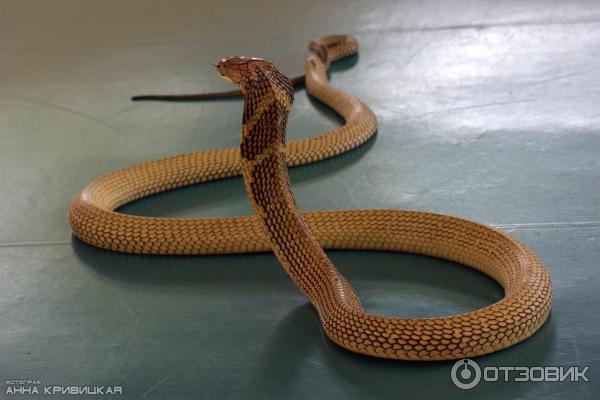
[69,35,552,361]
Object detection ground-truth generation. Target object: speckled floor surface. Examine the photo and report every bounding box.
[1,1,599,399]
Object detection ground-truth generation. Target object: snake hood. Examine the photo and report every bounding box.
[217,56,294,161]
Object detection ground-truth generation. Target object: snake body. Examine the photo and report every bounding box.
[69,35,552,361]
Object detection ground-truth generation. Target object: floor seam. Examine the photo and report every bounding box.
[0,240,71,248]
[494,221,600,229]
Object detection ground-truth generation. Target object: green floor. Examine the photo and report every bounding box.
[1,1,599,399]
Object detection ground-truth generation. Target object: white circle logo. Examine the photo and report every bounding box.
[451,359,482,389]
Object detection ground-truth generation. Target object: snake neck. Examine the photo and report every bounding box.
[238,65,362,310]
[239,65,294,161]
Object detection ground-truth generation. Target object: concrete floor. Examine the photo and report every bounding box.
[1,1,599,399]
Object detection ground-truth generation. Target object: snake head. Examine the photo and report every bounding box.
[215,56,270,85]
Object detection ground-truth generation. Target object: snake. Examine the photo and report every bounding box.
[69,35,552,361]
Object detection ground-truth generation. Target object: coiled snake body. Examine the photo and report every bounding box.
[69,35,552,361]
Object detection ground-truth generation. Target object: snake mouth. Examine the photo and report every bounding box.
[219,74,236,84]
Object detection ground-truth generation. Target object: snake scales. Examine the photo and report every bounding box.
[69,35,552,361]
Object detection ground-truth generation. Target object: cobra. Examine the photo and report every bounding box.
[69,35,552,360]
